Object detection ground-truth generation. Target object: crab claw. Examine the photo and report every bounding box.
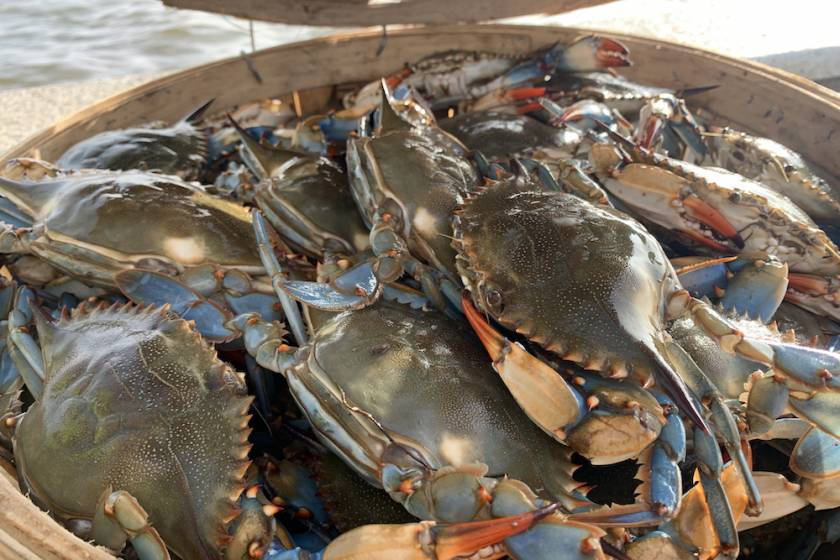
[589,149,745,251]
[321,503,604,560]
[557,36,632,73]
[670,464,747,560]
[463,295,673,465]
[635,111,667,151]
[549,99,628,133]
[463,294,586,441]
[595,37,632,68]
[469,87,547,113]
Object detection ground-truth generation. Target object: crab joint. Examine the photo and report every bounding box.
[248,540,265,558]
[399,478,416,496]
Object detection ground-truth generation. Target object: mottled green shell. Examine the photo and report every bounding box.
[455,178,676,376]
[441,112,580,161]
[255,156,369,256]
[0,171,262,275]
[347,126,477,278]
[303,301,577,502]
[57,121,207,180]
[14,304,253,560]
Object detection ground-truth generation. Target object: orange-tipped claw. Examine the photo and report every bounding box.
[558,104,587,123]
[463,294,506,361]
[434,503,567,559]
[636,114,665,150]
[678,228,734,253]
[787,273,829,295]
[385,67,413,89]
[323,504,588,560]
[506,87,547,100]
[682,195,745,249]
[462,294,585,440]
[596,37,632,68]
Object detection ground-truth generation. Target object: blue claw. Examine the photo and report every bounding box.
[225,292,284,323]
[792,427,840,478]
[676,256,788,323]
[332,261,380,298]
[281,281,372,312]
[648,395,686,517]
[788,391,840,440]
[769,342,840,389]
[115,269,236,342]
[720,258,788,323]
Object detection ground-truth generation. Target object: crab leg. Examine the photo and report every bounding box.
[252,210,309,345]
[663,339,762,514]
[115,270,236,342]
[676,256,789,324]
[313,503,606,560]
[674,293,840,438]
[228,313,298,375]
[462,297,694,528]
[519,157,612,207]
[92,489,170,560]
[6,286,44,399]
[275,209,462,314]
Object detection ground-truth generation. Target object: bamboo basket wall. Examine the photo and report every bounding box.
[2,23,840,559]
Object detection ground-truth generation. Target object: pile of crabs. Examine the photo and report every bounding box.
[2,34,840,560]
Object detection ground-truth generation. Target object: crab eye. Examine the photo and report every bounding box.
[482,285,505,314]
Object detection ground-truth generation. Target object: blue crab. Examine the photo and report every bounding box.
[236,212,742,559]
[56,100,213,181]
[230,116,370,261]
[439,111,614,206]
[344,36,632,115]
[3,291,552,560]
[0,168,286,341]
[588,133,840,323]
[9,298,277,560]
[634,96,840,226]
[275,86,478,313]
[452,163,840,554]
[221,213,690,559]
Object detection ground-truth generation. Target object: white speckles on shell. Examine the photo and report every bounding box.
[16,303,252,560]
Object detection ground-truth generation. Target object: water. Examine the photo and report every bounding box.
[1,0,338,90]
